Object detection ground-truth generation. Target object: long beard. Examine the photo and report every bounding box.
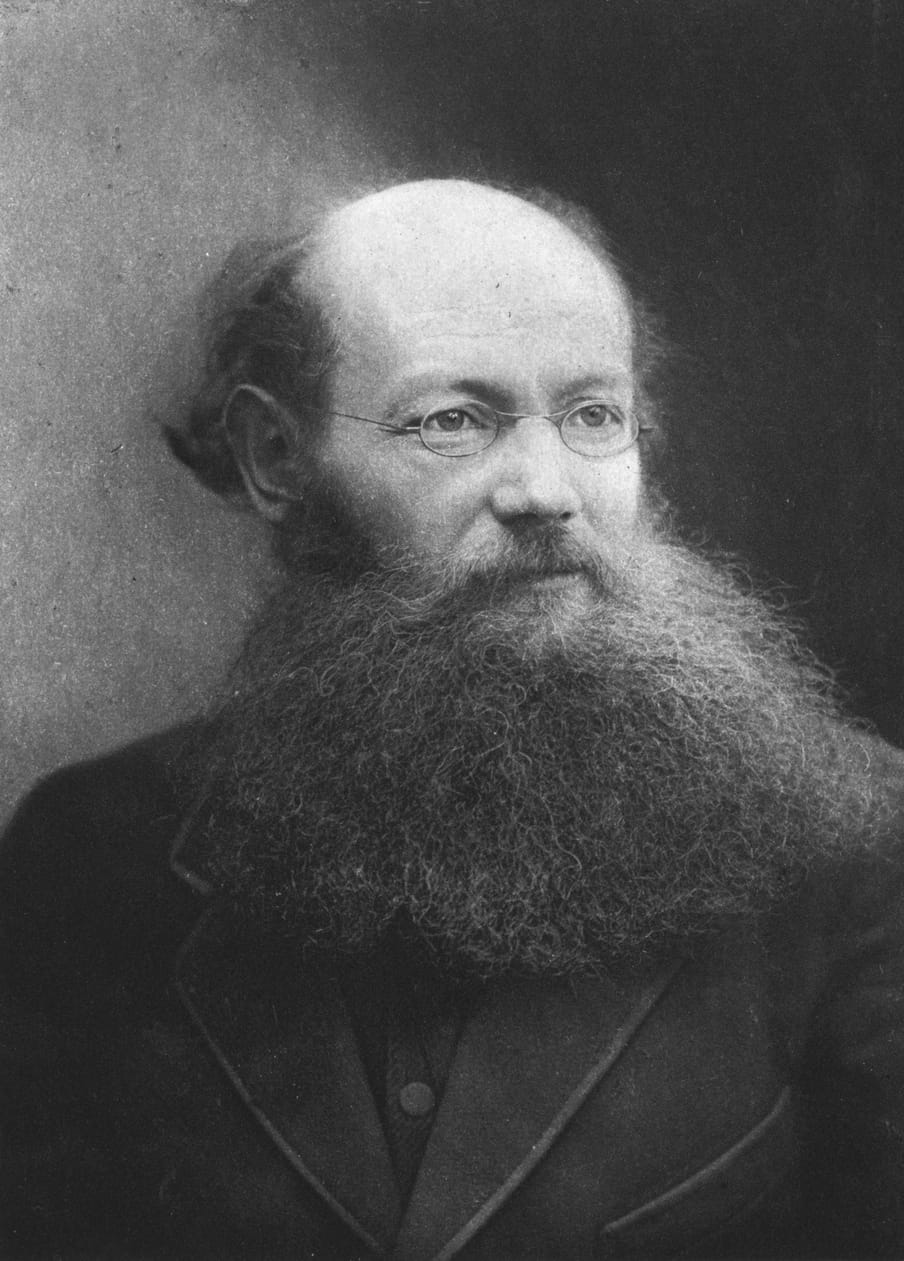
[189,524,880,977]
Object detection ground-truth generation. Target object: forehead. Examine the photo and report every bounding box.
[310,184,633,365]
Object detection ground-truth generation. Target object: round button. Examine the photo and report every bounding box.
[399,1081,435,1117]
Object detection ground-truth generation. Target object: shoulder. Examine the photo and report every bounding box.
[759,733,904,1030]
[807,731,904,933]
[818,729,904,919]
[859,727,904,814]
[6,722,198,827]
[0,725,204,1012]
[1,723,199,895]
[783,736,904,1255]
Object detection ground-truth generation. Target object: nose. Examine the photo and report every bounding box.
[487,416,582,526]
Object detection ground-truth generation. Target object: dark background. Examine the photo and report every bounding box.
[2,0,901,825]
[353,0,904,743]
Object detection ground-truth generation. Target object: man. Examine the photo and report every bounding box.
[2,179,904,1259]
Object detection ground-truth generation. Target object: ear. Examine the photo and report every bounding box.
[223,384,307,522]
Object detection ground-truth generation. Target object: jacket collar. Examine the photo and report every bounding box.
[172,809,682,1259]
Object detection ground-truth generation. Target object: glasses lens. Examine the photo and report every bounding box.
[420,403,498,456]
[560,402,636,456]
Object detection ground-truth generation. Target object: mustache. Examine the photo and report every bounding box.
[456,527,605,582]
[311,526,620,643]
[383,525,622,607]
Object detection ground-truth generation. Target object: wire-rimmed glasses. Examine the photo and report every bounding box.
[324,399,650,458]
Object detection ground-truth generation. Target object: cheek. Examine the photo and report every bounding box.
[579,454,644,524]
[364,479,476,556]
[320,447,475,556]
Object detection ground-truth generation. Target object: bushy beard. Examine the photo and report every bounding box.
[187,517,880,977]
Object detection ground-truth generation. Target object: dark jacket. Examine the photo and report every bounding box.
[3,727,904,1260]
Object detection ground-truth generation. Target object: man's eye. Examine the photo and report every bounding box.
[421,407,489,433]
[572,403,620,429]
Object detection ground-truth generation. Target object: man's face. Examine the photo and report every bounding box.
[308,184,643,606]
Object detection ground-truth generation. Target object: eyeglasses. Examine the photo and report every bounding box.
[322,399,651,458]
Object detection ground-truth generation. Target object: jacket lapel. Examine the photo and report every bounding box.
[393,962,682,1261]
[172,797,681,1260]
[174,905,403,1255]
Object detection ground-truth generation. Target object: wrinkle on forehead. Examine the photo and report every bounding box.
[386,305,625,346]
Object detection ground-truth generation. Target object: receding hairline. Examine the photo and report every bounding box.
[307,178,634,315]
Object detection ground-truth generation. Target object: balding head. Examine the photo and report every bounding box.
[313,179,633,339]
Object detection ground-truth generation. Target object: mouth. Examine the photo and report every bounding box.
[460,546,600,596]
[505,569,593,601]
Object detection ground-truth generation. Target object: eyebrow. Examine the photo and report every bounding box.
[384,377,505,417]
[556,373,632,400]
[384,371,631,420]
